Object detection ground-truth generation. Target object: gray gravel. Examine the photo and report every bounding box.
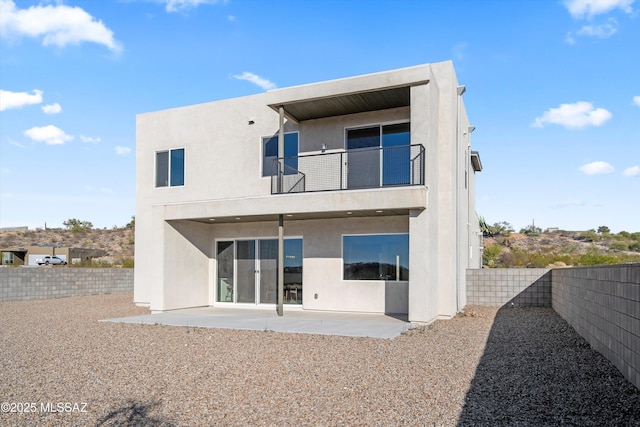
[1,294,638,426]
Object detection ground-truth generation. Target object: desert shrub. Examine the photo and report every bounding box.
[609,242,629,252]
[488,221,514,237]
[63,218,93,233]
[577,230,599,242]
[575,249,619,266]
[629,242,640,252]
[482,244,502,267]
[520,224,542,236]
[498,251,516,268]
[121,259,134,268]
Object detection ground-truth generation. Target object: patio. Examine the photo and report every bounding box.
[103,306,412,339]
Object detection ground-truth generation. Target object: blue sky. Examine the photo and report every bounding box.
[1,0,638,232]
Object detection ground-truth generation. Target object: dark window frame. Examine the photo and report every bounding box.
[342,233,409,281]
[262,132,299,177]
[155,148,185,187]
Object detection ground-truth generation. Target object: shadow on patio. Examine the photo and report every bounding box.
[457,305,640,426]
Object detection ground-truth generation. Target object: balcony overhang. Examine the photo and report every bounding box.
[159,186,428,224]
[471,151,483,172]
[268,85,414,123]
[266,64,431,123]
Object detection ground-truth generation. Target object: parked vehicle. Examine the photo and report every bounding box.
[37,256,67,266]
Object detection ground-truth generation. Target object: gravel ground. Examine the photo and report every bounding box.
[1,294,638,426]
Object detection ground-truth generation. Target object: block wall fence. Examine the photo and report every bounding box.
[0,267,133,302]
[551,265,640,390]
[466,268,551,307]
[468,265,640,390]
[0,265,637,388]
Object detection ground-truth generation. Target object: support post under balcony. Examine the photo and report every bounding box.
[277,106,285,316]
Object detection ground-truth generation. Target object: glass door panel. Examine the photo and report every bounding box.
[216,241,234,302]
[382,123,410,186]
[347,127,380,189]
[236,240,256,303]
[284,239,303,304]
[259,239,278,304]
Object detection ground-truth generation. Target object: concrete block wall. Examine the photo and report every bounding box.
[0,268,134,302]
[466,268,551,307]
[552,264,640,390]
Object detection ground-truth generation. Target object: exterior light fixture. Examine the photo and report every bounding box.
[321,143,327,152]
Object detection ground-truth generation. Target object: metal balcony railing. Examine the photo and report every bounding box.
[271,144,425,194]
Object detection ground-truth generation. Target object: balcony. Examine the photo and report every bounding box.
[271,144,425,194]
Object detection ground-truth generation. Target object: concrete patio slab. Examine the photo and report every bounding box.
[102,307,412,339]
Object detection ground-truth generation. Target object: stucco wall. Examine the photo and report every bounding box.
[552,265,640,389]
[209,216,410,314]
[0,268,133,302]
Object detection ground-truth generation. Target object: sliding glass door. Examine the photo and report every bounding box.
[346,123,411,189]
[216,238,302,305]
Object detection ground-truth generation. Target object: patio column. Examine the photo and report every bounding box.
[277,106,285,316]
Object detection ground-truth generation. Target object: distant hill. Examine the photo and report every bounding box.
[0,227,134,263]
[3,226,639,269]
[483,229,640,268]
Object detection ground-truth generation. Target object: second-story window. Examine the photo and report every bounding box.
[262,132,299,177]
[156,148,185,187]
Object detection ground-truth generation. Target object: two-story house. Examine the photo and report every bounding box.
[135,61,482,323]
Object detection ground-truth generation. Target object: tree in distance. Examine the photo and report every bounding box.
[63,218,93,233]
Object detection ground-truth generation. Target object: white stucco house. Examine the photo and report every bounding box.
[135,60,483,323]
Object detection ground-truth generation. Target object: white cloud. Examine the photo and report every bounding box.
[115,146,132,156]
[633,96,640,106]
[155,0,224,13]
[232,72,277,91]
[9,139,28,149]
[80,135,101,143]
[0,89,43,111]
[0,0,122,53]
[564,0,634,19]
[227,15,236,22]
[41,102,62,114]
[623,165,640,177]
[579,161,615,175]
[24,125,73,145]
[101,188,113,194]
[576,18,618,38]
[532,101,612,129]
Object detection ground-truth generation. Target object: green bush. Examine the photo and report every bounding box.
[575,253,619,266]
[63,218,93,233]
[609,242,629,252]
[482,244,502,267]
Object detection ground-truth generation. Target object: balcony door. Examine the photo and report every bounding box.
[346,123,410,189]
